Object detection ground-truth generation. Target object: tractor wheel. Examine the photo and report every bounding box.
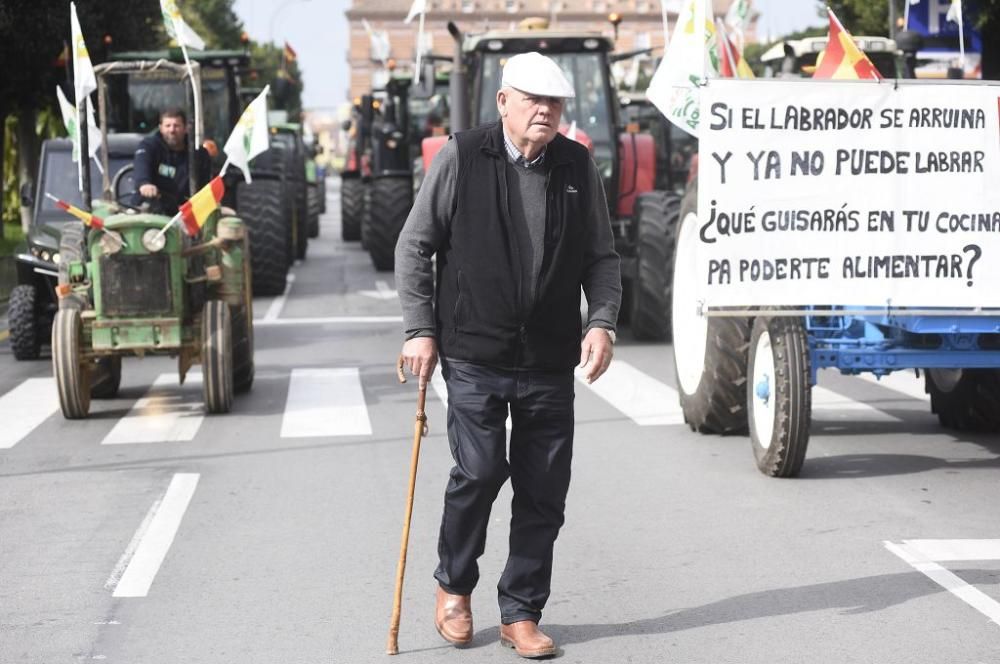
[91,357,122,399]
[58,221,88,309]
[294,182,309,261]
[366,177,412,272]
[360,182,372,250]
[926,369,1000,431]
[52,308,91,419]
[202,300,234,414]
[671,176,751,434]
[307,183,321,238]
[231,237,255,394]
[9,284,43,360]
[318,176,327,214]
[748,316,811,478]
[630,191,681,341]
[237,178,290,297]
[341,176,363,241]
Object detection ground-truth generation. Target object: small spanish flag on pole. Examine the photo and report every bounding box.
[45,192,105,230]
[178,176,225,236]
[812,8,882,81]
[283,41,297,63]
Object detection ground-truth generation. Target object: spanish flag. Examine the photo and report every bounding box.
[717,22,755,79]
[179,176,225,236]
[45,193,105,230]
[812,9,882,81]
[283,41,297,63]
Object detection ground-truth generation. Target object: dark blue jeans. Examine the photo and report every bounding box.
[434,359,575,625]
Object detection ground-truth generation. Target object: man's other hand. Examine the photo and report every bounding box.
[139,183,159,198]
[579,328,614,384]
[401,337,439,389]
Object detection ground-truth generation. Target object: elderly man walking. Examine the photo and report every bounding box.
[395,52,621,658]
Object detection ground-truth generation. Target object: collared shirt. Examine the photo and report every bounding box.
[503,130,546,169]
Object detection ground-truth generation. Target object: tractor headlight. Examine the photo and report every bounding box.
[142,228,167,253]
[53,252,61,264]
[40,250,52,262]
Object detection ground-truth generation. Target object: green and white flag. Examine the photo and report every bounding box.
[646,0,718,137]
[160,0,205,50]
[70,3,96,106]
[223,85,271,183]
[56,86,102,165]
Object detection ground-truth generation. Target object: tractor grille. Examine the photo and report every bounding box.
[99,253,173,317]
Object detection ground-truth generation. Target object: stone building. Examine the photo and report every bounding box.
[343,0,757,100]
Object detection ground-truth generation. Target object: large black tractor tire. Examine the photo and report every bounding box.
[293,182,309,261]
[360,182,372,250]
[9,284,43,360]
[91,357,122,399]
[925,369,1000,431]
[307,183,321,238]
[748,316,811,477]
[366,177,413,272]
[202,300,234,414]
[58,222,88,310]
[340,176,363,241]
[318,176,327,214]
[630,191,681,341]
[671,176,751,434]
[237,179,290,297]
[52,308,91,419]
[231,237,255,394]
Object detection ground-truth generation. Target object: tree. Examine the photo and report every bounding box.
[249,42,304,120]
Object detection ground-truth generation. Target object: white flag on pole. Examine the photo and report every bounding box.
[646,0,718,137]
[223,85,271,184]
[405,0,426,24]
[56,86,102,165]
[946,0,962,23]
[70,2,96,103]
[160,0,206,50]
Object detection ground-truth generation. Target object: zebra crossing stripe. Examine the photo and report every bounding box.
[0,378,60,448]
[102,374,204,445]
[812,385,904,421]
[280,368,372,437]
[576,361,685,426]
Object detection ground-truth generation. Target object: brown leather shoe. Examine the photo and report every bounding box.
[435,587,473,646]
[499,620,556,658]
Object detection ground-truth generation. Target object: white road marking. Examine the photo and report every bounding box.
[359,280,398,300]
[101,374,203,445]
[0,378,60,448]
[113,473,200,598]
[859,370,929,402]
[812,386,903,421]
[902,539,1000,562]
[576,361,685,426]
[105,497,162,590]
[281,368,372,437]
[885,540,1000,627]
[255,315,403,326]
[430,371,511,430]
[262,273,296,321]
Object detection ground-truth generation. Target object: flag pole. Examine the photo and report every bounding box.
[903,0,911,31]
[178,41,202,145]
[957,1,965,71]
[414,9,426,85]
[659,0,671,47]
[78,94,92,209]
[154,212,182,243]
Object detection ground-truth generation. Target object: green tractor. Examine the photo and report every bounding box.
[53,59,254,418]
[112,48,298,296]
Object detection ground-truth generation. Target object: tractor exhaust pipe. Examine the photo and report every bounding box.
[447,21,468,133]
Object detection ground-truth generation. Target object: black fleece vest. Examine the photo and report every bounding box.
[435,121,591,370]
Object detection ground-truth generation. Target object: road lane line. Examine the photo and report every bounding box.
[101,374,204,445]
[262,273,296,322]
[903,539,1000,562]
[0,378,60,448]
[281,368,372,437]
[859,371,929,402]
[576,361,684,426]
[812,386,904,421]
[255,315,403,326]
[105,497,162,590]
[430,371,512,430]
[113,473,200,598]
[885,540,1000,627]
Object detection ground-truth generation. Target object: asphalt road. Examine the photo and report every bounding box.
[2,183,1000,664]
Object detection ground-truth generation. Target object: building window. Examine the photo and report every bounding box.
[462,0,475,12]
[505,0,519,12]
[593,0,606,12]
[636,0,649,12]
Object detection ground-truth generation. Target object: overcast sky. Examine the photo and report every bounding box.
[231,0,826,111]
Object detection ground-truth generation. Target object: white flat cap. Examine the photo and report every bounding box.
[501,52,575,99]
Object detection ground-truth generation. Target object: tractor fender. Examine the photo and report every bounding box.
[616,132,656,218]
[422,135,449,174]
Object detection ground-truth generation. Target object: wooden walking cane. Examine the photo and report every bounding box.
[386,355,429,655]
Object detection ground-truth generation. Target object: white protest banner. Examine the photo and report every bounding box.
[695,78,1000,309]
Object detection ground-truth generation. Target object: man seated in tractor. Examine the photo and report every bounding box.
[133,108,211,214]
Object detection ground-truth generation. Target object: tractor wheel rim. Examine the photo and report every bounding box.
[751,329,776,449]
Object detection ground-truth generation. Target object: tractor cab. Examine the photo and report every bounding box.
[760,36,905,79]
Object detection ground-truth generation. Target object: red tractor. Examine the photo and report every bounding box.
[423,19,685,339]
